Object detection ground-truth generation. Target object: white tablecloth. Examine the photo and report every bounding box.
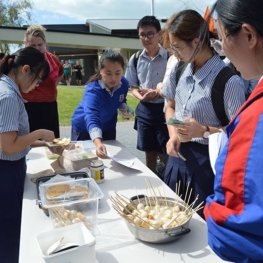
[19,140,225,263]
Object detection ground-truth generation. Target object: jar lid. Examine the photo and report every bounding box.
[91,160,104,167]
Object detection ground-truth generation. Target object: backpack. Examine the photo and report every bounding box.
[133,50,169,72]
[175,61,235,126]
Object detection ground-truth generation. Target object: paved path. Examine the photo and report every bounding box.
[60,121,146,164]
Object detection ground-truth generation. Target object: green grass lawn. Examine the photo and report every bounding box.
[57,85,139,126]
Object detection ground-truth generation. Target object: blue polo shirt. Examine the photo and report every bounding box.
[125,45,168,104]
[71,76,129,140]
[0,74,30,161]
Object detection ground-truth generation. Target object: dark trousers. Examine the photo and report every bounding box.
[164,142,214,219]
[71,128,116,141]
[24,101,60,138]
[0,157,26,263]
[135,102,169,154]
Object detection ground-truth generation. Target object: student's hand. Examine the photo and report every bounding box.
[166,135,181,157]
[93,138,108,159]
[39,129,55,142]
[156,82,165,97]
[175,118,205,140]
[96,144,108,159]
[141,89,159,101]
[118,109,133,120]
[138,88,151,95]
[127,105,135,115]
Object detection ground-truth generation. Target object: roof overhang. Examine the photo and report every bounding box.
[0,26,142,50]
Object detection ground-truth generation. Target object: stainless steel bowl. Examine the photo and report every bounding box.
[123,196,192,244]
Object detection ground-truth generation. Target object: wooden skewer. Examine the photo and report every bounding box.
[187,205,204,217]
[177,180,181,206]
[145,187,152,209]
[186,188,193,207]
[186,194,199,212]
[110,182,198,231]
[166,212,181,227]
[155,181,164,206]
[109,197,132,216]
[184,182,190,207]
[114,192,137,211]
[173,194,182,210]
[162,183,168,206]
[111,198,158,229]
[134,187,141,204]
[145,179,154,204]
[144,196,149,208]
[148,180,158,206]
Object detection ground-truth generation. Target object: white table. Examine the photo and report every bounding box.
[20,140,225,263]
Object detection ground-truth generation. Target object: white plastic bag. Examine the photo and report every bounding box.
[208,129,228,175]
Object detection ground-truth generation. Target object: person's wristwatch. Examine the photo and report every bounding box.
[203,126,210,139]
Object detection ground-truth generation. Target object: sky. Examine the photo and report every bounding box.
[30,0,216,25]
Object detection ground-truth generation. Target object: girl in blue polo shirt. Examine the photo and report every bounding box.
[0,46,54,263]
[71,50,133,158]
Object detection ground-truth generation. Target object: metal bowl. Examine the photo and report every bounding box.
[123,196,192,244]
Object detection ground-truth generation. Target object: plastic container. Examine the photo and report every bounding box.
[63,149,98,170]
[90,160,105,184]
[39,178,104,235]
[36,222,97,263]
[36,172,89,216]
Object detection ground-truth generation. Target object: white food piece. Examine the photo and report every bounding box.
[164,212,173,219]
[160,217,169,224]
[162,223,170,229]
[63,212,70,219]
[154,214,162,220]
[160,207,166,213]
[149,210,156,216]
[71,210,78,216]
[127,214,134,221]
[144,205,150,212]
[134,217,142,225]
[132,210,139,216]
[151,220,161,229]
[177,211,188,222]
[137,203,144,210]
[140,211,148,218]
[173,205,181,212]
[164,209,172,214]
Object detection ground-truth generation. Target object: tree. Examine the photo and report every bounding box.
[0,0,33,53]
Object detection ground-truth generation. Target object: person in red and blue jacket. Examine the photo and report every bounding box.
[204,1,263,263]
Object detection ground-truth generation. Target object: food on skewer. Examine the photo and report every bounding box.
[110,180,203,231]
[50,207,92,230]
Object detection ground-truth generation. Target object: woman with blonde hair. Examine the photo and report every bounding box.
[23,24,63,138]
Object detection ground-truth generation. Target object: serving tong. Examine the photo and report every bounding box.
[45,237,79,255]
